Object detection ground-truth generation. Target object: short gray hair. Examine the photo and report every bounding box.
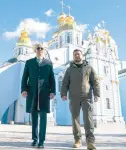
[33,43,44,51]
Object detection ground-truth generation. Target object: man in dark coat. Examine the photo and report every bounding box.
[61,49,100,150]
[21,43,56,148]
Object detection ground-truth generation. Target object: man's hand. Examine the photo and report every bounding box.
[94,96,99,102]
[50,93,55,100]
[22,91,27,98]
[62,96,67,101]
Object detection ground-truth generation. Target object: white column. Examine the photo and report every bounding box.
[117,83,122,116]
[113,63,119,117]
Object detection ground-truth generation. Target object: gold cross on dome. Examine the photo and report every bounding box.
[67,6,71,16]
[60,0,65,13]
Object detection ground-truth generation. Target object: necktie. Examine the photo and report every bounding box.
[37,58,41,65]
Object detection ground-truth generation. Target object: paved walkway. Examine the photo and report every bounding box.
[0,125,126,150]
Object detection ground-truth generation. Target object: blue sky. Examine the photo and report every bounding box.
[0,0,126,63]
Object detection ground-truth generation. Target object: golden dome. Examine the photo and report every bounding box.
[16,29,32,47]
[57,12,66,25]
[65,15,75,24]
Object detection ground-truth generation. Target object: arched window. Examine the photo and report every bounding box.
[76,35,79,45]
[19,48,21,55]
[59,36,62,47]
[106,85,108,90]
[104,66,109,75]
[56,43,58,49]
[106,98,110,109]
[66,32,72,44]
[104,66,107,74]
[67,35,70,43]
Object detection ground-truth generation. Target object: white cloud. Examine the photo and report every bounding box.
[3,18,51,39]
[44,9,54,17]
[78,24,89,32]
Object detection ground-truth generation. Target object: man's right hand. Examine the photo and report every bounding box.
[94,96,99,102]
[62,96,67,101]
[22,91,27,98]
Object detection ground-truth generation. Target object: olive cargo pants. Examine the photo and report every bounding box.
[69,99,95,143]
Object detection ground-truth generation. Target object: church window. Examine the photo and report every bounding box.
[56,43,58,49]
[76,36,79,45]
[106,98,110,109]
[66,32,72,44]
[19,48,21,55]
[58,76,63,92]
[104,66,109,75]
[110,49,112,55]
[59,36,62,47]
[106,85,108,90]
[104,66,107,74]
[67,35,70,43]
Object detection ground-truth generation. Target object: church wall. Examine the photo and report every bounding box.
[86,54,121,121]
[0,63,21,123]
[87,57,102,116]
[14,62,28,123]
[48,48,67,65]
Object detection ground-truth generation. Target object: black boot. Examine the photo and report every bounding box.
[31,140,38,146]
[38,141,44,148]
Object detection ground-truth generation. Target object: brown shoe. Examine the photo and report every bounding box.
[87,142,96,150]
[73,140,82,148]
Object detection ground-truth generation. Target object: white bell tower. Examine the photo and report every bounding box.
[48,2,84,65]
[13,29,35,62]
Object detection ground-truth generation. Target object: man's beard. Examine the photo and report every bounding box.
[74,59,83,64]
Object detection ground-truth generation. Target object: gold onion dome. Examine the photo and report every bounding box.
[65,15,75,24]
[57,12,66,25]
[16,29,32,47]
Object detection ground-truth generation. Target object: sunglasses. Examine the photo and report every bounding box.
[37,47,44,50]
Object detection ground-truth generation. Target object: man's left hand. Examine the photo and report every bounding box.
[50,93,55,100]
[94,96,100,102]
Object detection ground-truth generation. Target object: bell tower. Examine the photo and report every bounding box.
[13,29,35,61]
[48,0,84,64]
